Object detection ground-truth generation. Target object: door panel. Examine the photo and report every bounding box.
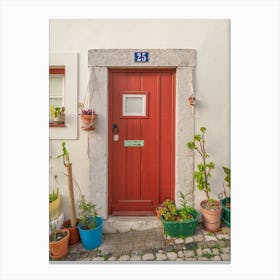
[108,69,175,215]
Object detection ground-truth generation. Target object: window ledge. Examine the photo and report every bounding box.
[49,123,65,128]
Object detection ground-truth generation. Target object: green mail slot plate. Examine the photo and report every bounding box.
[124,140,144,147]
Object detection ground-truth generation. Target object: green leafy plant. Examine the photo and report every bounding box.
[49,188,59,203]
[222,166,231,204]
[187,127,215,203]
[158,192,194,222]
[50,105,65,119]
[78,195,98,230]
[177,191,194,221]
[49,217,66,242]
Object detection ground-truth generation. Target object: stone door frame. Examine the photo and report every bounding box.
[88,49,196,218]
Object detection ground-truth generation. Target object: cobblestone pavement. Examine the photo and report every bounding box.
[51,223,230,263]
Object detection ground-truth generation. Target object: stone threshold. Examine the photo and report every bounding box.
[103,215,163,233]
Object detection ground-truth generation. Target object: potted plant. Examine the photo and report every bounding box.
[77,195,103,250]
[57,142,80,245]
[158,192,199,238]
[80,108,97,131]
[49,188,61,219]
[220,166,230,227]
[49,218,70,260]
[187,127,222,232]
[50,105,65,124]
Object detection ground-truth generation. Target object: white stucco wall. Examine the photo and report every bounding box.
[49,19,230,219]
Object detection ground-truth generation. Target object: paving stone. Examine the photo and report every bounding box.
[194,235,204,242]
[175,244,184,250]
[211,248,220,255]
[78,251,89,259]
[197,257,210,261]
[205,235,217,241]
[130,255,141,261]
[167,252,177,260]
[207,240,218,248]
[184,250,195,258]
[177,251,184,258]
[217,240,227,247]
[108,256,116,261]
[158,250,164,253]
[202,248,212,255]
[213,256,222,261]
[142,253,155,261]
[174,238,184,244]
[119,255,130,261]
[66,252,78,261]
[166,235,173,240]
[156,253,167,261]
[88,250,98,258]
[186,242,196,250]
[185,257,197,261]
[196,241,207,248]
[221,253,230,261]
[166,239,174,246]
[176,258,184,261]
[165,245,174,252]
[196,248,202,257]
[92,257,104,261]
[221,247,230,254]
[216,234,230,240]
[183,237,192,244]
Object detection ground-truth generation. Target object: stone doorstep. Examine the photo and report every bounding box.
[103,216,163,233]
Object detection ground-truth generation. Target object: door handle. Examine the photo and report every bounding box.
[112,123,120,134]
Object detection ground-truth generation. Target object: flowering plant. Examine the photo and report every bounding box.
[80,109,96,115]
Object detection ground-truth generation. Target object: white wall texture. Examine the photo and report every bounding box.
[49,19,230,220]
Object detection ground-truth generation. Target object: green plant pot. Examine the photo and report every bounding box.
[160,209,199,237]
[221,197,230,227]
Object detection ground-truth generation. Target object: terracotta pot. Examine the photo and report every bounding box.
[49,228,70,260]
[155,208,161,219]
[80,114,97,131]
[62,219,80,245]
[200,200,222,232]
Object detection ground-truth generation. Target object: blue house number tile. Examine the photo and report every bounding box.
[134,52,149,63]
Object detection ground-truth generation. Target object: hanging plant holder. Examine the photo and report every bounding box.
[80,110,97,131]
[80,69,97,131]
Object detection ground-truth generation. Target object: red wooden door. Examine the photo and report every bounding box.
[108,69,175,215]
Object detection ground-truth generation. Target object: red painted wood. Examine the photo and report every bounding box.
[49,67,65,75]
[108,69,175,215]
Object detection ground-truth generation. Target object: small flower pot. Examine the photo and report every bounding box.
[49,194,61,219]
[78,217,103,250]
[49,228,70,260]
[200,200,222,232]
[80,114,97,131]
[62,219,81,245]
[54,113,65,124]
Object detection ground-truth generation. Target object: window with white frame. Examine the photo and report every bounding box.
[49,53,78,140]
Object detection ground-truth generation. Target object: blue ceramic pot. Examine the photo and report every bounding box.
[78,216,103,250]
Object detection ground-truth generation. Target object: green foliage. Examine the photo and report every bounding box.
[222,166,231,188]
[78,195,98,230]
[57,142,70,164]
[158,192,194,222]
[49,216,66,242]
[50,105,65,119]
[49,188,59,203]
[187,126,214,201]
